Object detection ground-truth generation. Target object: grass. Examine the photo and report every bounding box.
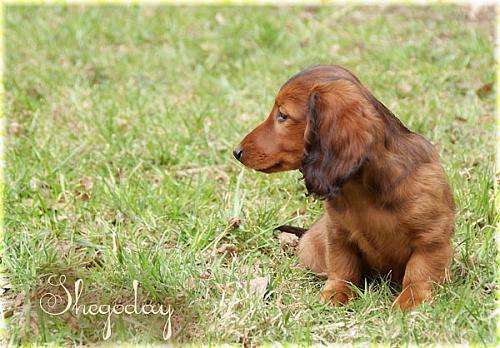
[2,4,496,345]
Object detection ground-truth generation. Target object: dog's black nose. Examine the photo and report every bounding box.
[233,147,243,161]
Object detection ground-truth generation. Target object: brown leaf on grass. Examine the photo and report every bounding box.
[228,217,241,229]
[3,309,14,319]
[200,270,211,280]
[3,291,25,319]
[248,276,269,299]
[57,191,69,203]
[76,192,91,201]
[76,176,93,201]
[476,82,493,97]
[216,243,238,257]
[278,232,299,250]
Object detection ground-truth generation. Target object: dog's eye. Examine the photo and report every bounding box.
[276,112,288,122]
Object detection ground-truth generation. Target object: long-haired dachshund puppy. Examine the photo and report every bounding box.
[233,65,454,310]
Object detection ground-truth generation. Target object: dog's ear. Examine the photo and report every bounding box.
[301,80,376,199]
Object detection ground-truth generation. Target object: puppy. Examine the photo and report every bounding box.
[234,65,454,309]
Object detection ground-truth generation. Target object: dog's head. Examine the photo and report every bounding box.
[234,65,392,199]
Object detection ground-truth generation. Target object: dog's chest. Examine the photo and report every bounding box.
[328,192,412,273]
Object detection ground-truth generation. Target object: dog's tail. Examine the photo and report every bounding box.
[275,225,307,238]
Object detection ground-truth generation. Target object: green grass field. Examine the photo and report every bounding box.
[3,4,496,345]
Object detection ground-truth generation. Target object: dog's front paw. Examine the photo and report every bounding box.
[320,279,352,306]
[393,283,432,310]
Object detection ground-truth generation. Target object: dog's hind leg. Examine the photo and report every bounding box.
[275,216,328,275]
[297,215,329,276]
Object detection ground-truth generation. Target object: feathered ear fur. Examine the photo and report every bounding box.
[301,79,378,199]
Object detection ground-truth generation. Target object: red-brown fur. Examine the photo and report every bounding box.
[234,65,455,309]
